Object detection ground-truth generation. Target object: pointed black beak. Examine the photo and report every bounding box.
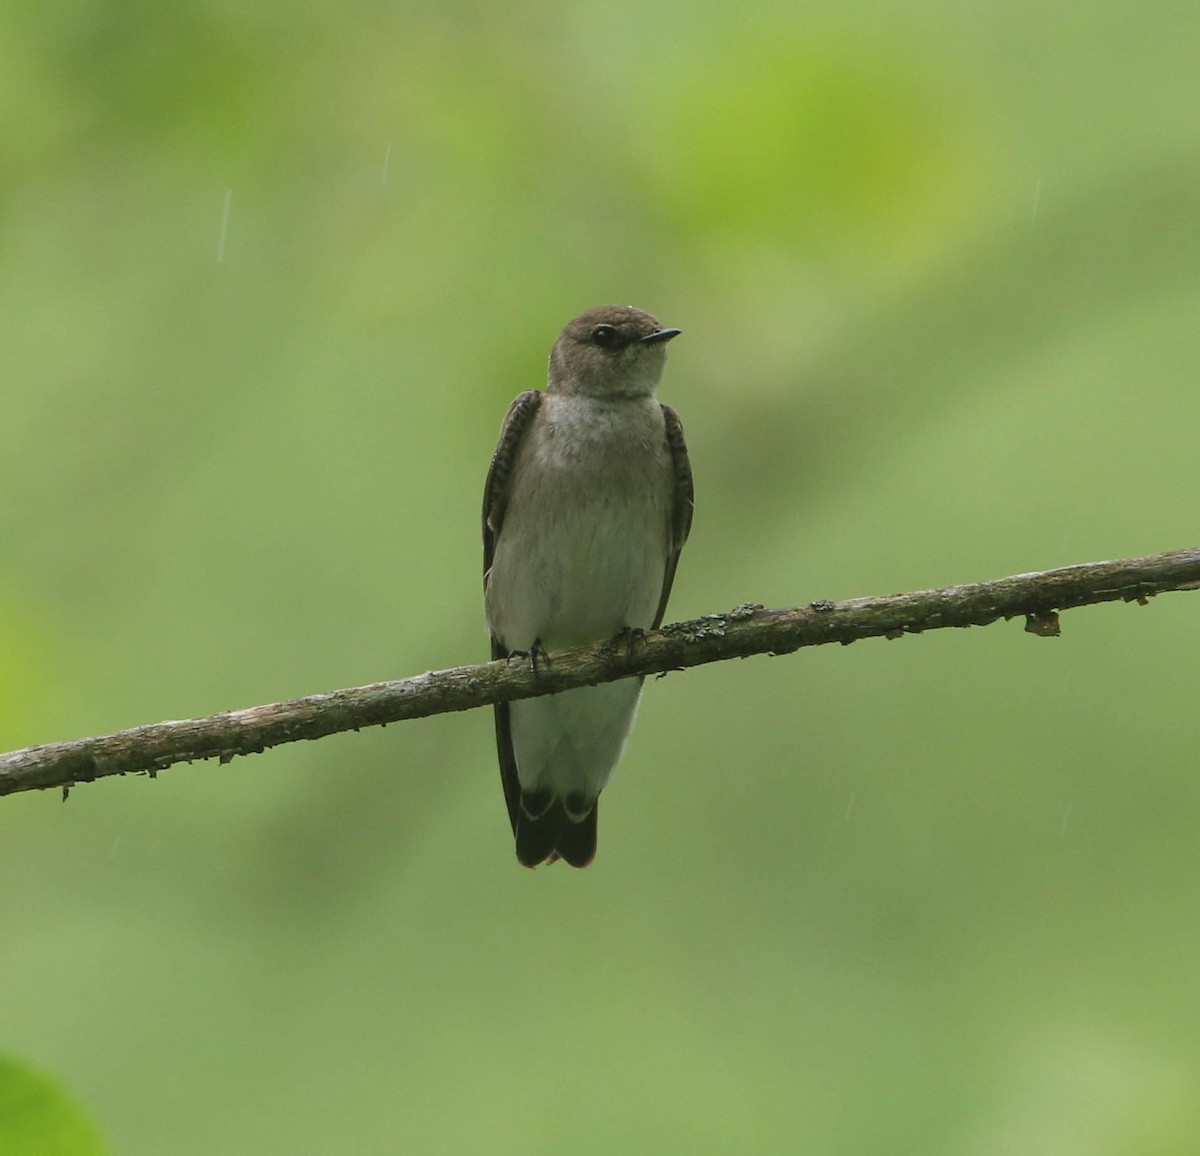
[640,327,681,345]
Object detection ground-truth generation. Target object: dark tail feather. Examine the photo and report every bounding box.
[493,702,521,833]
[515,796,599,869]
[515,798,562,868]
[557,802,598,868]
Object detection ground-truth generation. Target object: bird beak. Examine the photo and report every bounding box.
[640,328,681,345]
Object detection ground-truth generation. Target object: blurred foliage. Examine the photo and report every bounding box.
[0,1056,106,1155]
[2,1,1200,1153]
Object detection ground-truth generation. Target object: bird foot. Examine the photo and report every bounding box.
[611,626,646,657]
[508,638,549,676]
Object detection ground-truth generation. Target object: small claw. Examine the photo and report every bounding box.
[509,638,549,676]
[612,626,646,657]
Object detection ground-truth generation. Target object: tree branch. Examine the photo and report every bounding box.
[3,547,1198,800]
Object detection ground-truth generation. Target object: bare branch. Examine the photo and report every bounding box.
[3,547,1198,800]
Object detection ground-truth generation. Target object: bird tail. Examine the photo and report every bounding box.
[515,795,598,869]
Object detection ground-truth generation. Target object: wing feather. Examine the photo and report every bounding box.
[652,403,694,630]
[482,390,543,832]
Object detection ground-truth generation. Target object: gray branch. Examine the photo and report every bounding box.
[3,547,1198,800]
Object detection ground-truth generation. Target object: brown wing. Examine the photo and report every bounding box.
[483,389,543,600]
[481,390,542,832]
[652,403,694,630]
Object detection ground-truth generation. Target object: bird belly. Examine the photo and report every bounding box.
[485,438,671,651]
[518,504,666,647]
[490,494,664,799]
[484,401,672,801]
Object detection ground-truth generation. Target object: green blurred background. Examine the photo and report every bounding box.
[3,1,1200,1152]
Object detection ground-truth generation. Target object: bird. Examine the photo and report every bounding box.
[482,305,693,867]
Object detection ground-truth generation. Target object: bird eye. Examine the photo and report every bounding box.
[591,325,619,348]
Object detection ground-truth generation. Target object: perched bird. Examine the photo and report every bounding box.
[482,305,693,867]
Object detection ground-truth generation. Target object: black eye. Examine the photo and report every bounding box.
[591,325,619,348]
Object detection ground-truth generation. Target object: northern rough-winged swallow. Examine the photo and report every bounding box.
[483,305,693,868]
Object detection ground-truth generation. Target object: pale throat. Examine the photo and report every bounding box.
[550,352,668,401]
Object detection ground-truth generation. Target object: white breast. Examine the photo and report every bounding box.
[486,392,673,651]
